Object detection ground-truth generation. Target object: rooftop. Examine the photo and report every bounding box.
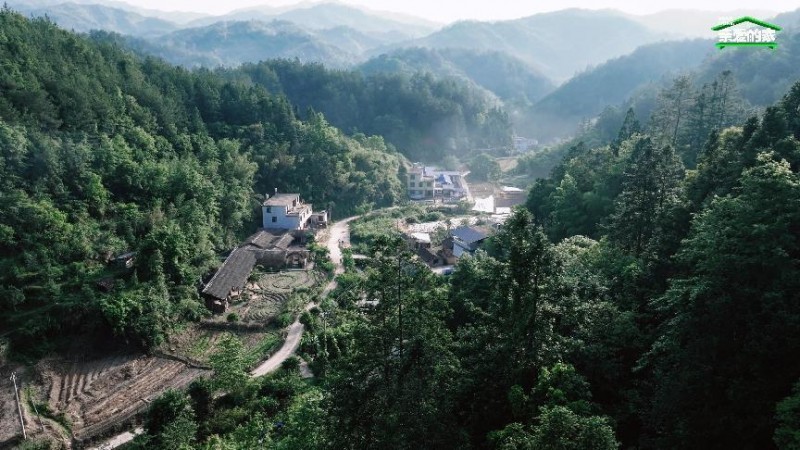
[244,229,295,250]
[264,193,301,207]
[452,226,489,245]
[202,246,257,301]
[202,230,300,300]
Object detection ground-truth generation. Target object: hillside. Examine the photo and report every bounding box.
[187,2,438,41]
[0,10,404,359]
[360,47,556,105]
[141,20,358,68]
[387,9,667,81]
[233,59,514,162]
[694,26,800,106]
[527,38,713,140]
[11,1,179,37]
[4,0,208,24]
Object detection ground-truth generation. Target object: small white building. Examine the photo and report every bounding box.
[262,193,316,230]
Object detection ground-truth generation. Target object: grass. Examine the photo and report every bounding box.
[24,387,72,433]
[247,333,281,367]
[189,334,212,359]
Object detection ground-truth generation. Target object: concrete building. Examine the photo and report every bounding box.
[407,163,468,201]
[262,193,319,230]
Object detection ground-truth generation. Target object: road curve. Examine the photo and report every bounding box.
[250,215,356,376]
[91,216,357,449]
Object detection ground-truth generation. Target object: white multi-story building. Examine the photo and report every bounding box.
[407,163,467,201]
[262,193,316,230]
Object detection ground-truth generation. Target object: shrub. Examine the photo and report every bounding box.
[276,312,294,328]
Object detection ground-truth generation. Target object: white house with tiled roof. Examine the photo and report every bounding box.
[262,193,317,230]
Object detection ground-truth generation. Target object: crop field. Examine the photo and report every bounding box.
[3,269,326,446]
[36,355,209,444]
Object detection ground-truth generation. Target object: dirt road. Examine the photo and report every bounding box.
[92,217,357,449]
[250,216,355,376]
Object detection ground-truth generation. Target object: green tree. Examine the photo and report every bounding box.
[529,406,618,450]
[775,380,800,450]
[325,235,464,449]
[648,153,800,449]
[607,135,684,257]
[209,333,248,392]
[470,152,502,182]
[145,389,197,450]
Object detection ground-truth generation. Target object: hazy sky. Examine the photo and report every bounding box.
[119,0,796,22]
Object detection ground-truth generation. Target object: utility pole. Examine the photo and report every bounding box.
[11,372,26,440]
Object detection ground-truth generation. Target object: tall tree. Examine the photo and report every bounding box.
[648,153,800,449]
[607,136,684,257]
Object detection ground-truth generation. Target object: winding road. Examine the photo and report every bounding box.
[91,217,356,450]
[251,216,355,376]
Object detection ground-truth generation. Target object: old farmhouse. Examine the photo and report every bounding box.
[202,193,325,313]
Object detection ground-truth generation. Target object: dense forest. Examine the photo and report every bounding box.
[125,72,800,449]
[3,6,800,450]
[228,59,513,162]
[0,9,405,358]
[91,29,515,163]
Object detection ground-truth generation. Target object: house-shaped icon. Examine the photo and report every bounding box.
[712,16,781,49]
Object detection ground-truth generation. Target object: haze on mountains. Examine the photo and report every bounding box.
[8,0,800,146]
[3,2,800,449]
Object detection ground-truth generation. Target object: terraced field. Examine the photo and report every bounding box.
[258,271,320,292]
[40,355,209,444]
[243,292,288,323]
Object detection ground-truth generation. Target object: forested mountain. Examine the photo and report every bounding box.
[694,27,800,105]
[528,39,713,140]
[188,2,439,39]
[232,60,513,161]
[13,2,179,37]
[525,24,800,142]
[360,47,556,106]
[387,9,667,81]
[5,0,208,24]
[8,1,438,67]
[135,20,358,68]
[0,9,404,357]
[623,8,777,38]
[130,73,800,449]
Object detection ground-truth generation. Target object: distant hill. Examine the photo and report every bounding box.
[314,26,404,56]
[360,47,555,105]
[382,9,668,81]
[694,26,800,106]
[528,39,713,139]
[4,0,208,24]
[188,2,439,41]
[11,2,179,37]
[771,8,800,30]
[140,20,357,68]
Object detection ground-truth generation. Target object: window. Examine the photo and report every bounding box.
[266,206,271,213]
[272,217,277,223]
[410,174,416,180]
[409,182,415,187]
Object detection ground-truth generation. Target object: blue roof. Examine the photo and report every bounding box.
[452,226,488,245]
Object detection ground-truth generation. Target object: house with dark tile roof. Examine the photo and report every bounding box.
[201,229,311,313]
[451,226,491,258]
